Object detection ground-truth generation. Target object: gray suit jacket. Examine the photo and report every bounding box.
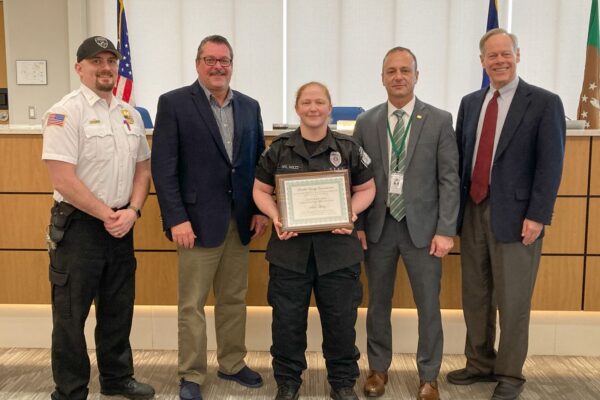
[354,98,459,248]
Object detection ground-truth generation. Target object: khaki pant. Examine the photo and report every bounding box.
[177,220,249,385]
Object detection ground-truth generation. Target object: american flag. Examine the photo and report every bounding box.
[113,0,135,104]
[47,113,65,127]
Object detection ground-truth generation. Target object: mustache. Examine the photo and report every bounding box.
[209,70,227,76]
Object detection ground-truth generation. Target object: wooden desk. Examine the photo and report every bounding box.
[1,127,598,310]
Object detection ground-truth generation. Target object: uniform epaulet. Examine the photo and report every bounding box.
[331,130,358,144]
[271,131,293,143]
[55,88,83,107]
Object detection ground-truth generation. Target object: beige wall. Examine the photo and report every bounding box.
[3,0,70,124]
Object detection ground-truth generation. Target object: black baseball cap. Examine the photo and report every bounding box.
[76,36,122,62]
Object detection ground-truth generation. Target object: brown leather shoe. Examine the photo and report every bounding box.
[417,380,439,400]
[363,371,388,397]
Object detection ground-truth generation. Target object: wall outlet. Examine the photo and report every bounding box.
[28,106,36,119]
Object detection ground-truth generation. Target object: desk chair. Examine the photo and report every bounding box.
[135,106,154,129]
[330,106,365,124]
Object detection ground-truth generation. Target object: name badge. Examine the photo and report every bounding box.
[389,172,403,194]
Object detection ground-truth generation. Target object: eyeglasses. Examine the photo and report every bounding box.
[201,57,232,67]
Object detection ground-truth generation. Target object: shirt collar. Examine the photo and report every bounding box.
[286,127,339,157]
[80,84,120,110]
[491,76,519,97]
[198,80,233,106]
[387,96,416,119]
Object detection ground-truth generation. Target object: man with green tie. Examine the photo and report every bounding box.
[353,46,460,400]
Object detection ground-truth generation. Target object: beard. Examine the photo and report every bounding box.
[96,74,114,92]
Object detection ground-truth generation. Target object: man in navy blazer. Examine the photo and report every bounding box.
[447,29,565,400]
[151,35,268,400]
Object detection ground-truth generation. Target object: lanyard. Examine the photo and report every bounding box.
[386,113,413,157]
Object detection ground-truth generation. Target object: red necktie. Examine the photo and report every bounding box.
[470,90,500,204]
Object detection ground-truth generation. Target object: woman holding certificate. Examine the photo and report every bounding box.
[253,81,375,400]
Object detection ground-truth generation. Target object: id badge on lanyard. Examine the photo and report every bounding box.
[389,172,403,194]
[387,113,412,195]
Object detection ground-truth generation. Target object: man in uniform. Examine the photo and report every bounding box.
[42,36,154,400]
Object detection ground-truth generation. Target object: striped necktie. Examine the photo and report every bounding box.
[389,109,408,222]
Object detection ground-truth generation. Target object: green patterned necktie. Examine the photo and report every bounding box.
[389,109,408,222]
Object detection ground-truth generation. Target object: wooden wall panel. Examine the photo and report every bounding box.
[587,199,600,254]
[134,195,174,250]
[361,255,461,309]
[134,251,270,306]
[584,257,600,311]
[134,252,178,305]
[0,194,52,249]
[559,137,590,195]
[440,256,462,309]
[247,253,269,306]
[591,137,600,195]
[0,136,51,192]
[0,251,50,303]
[531,256,583,311]
[542,198,586,254]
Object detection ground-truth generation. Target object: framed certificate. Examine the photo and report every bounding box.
[275,170,353,233]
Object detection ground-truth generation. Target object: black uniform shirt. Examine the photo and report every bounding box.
[256,128,373,275]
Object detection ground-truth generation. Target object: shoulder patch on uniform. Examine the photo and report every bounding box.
[359,146,371,167]
[261,145,271,157]
[47,113,66,127]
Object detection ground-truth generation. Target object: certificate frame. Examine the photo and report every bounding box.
[275,170,353,233]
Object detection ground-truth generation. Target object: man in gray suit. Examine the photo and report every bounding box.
[353,47,459,400]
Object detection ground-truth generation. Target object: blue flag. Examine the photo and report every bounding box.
[482,0,499,88]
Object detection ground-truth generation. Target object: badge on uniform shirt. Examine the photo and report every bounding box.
[330,151,342,167]
[88,118,101,124]
[359,146,371,167]
[121,109,135,125]
[47,113,66,127]
[389,172,403,194]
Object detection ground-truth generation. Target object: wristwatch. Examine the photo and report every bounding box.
[127,205,141,218]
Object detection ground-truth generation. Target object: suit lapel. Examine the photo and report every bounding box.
[231,94,242,165]
[465,89,488,170]
[375,104,390,180]
[190,81,231,164]
[404,98,425,168]
[494,80,531,162]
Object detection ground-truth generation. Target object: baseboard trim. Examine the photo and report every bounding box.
[1,305,599,356]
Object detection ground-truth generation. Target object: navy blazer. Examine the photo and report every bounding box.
[456,78,566,243]
[151,81,265,247]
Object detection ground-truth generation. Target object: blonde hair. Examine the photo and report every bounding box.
[295,81,332,106]
[480,28,519,54]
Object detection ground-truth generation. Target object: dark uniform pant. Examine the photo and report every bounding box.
[49,210,136,400]
[268,249,362,390]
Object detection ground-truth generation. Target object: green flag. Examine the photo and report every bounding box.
[578,0,600,129]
